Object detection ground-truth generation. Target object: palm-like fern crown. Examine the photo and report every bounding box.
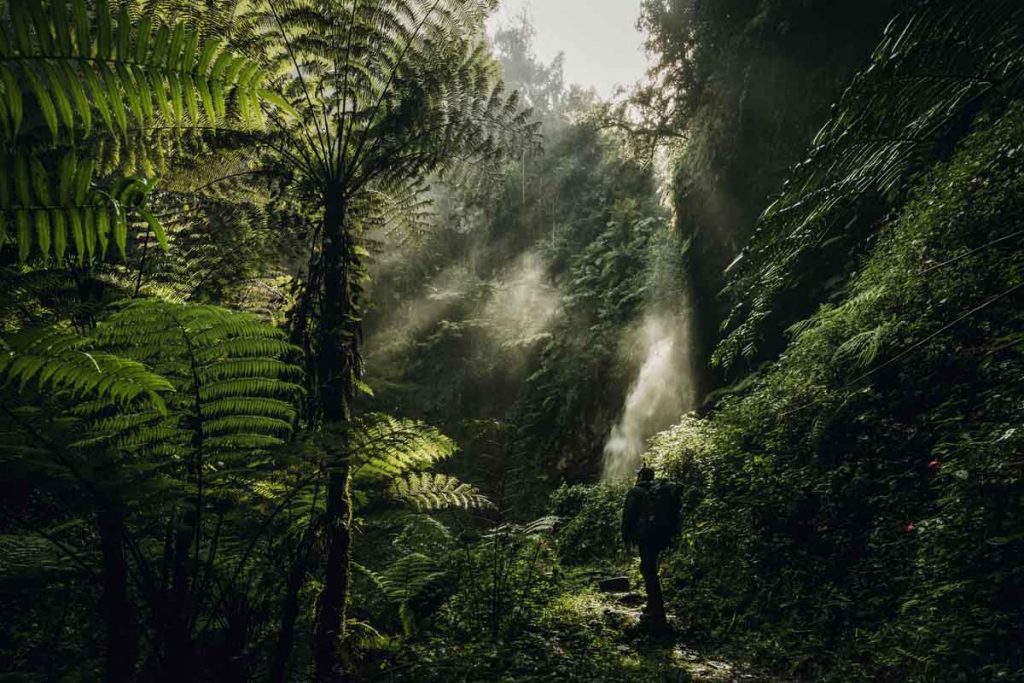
[240,0,532,202]
[89,299,303,456]
[716,0,1024,366]
[2,300,303,502]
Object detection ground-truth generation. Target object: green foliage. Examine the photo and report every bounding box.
[441,516,561,641]
[0,0,267,141]
[647,103,1024,681]
[550,482,629,566]
[388,472,491,512]
[0,298,306,679]
[717,0,1024,367]
[0,151,162,263]
[350,412,490,511]
[0,324,172,409]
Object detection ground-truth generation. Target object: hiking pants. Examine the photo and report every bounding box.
[639,543,665,621]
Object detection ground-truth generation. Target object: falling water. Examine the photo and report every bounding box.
[602,313,695,481]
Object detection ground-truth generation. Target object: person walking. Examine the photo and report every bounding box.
[621,465,681,629]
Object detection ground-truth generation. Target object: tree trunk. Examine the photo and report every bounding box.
[98,509,137,683]
[270,536,311,683]
[313,187,357,682]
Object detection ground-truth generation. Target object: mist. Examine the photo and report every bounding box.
[483,251,562,351]
[365,264,474,363]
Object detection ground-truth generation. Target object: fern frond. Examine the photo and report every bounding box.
[350,413,456,481]
[355,552,445,604]
[0,150,165,263]
[387,472,491,511]
[0,0,268,142]
[91,299,303,454]
[0,325,172,411]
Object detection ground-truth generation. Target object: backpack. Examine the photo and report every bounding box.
[624,480,682,548]
[653,481,682,544]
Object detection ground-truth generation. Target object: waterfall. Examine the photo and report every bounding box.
[601,312,695,481]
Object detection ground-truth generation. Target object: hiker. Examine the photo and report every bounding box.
[622,465,682,627]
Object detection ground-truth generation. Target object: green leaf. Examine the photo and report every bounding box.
[51,0,74,56]
[167,22,186,69]
[258,89,300,119]
[52,210,67,260]
[138,208,168,251]
[42,62,75,137]
[96,208,109,256]
[29,156,51,205]
[34,209,50,257]
[135,16,153,63]
[198,76,216,124]
[23,67,59,144]
[10,0,34,56]
[14,153,31,207]
[26,0,55,55]
[96,0,112,58]
[183,73,199,124]
[61,63,92,137]
[82,67,112,132]
[16,210,31,262]
[100,63,128,133]
[168,73,184,125]
[71,0,91,57]
[58,152,76,205]
[74,158,92,204]
[180,29,199,72]
[115,6,131,60]
[151,24,170,65]
[0,66,23,136]
[355,379,375,397]
[132,65,155,124]
[197,38,222,74]
[83,207,95,259]
[69,209,84,263]
[113,208,127,260]
[116,63,145,128]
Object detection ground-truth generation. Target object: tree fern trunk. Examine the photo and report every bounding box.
[98,509,137,683]
[270,537,310,683]
[313,186,356,682]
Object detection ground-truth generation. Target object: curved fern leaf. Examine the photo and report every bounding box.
[0,0,268,140]
[0,325,172,412]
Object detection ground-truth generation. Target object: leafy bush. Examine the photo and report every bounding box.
[550,482,630,566]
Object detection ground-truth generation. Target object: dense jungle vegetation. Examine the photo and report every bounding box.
[0,0,1021,681]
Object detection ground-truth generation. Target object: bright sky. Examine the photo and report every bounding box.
[487,0,649,99]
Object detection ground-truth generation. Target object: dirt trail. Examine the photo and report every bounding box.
[598,594,780,682]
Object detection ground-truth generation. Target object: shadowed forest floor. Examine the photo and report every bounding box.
[565,583,780,683]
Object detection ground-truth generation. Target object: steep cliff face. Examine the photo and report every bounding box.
[641,0,898,397]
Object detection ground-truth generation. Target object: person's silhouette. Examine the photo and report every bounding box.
[622,466,680,628]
